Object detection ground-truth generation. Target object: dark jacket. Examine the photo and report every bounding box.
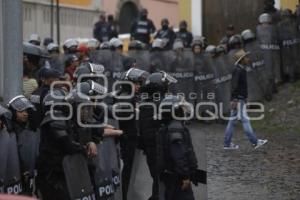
[163,120,198,179]
[130,19,156,45]
[175,31,193,48]
[231,64,248,100]
[93,21,110,42]
[155,28,176,50]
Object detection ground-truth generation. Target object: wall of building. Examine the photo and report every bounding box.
[281,0,299,10]
[23,0,101,44]
[101,0,180,31]
[141,0,179,29]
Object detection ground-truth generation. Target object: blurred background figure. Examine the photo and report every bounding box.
[219,25,235,46]
[108,14,120,39]
[93,14,110,42]
[176,20,193,48]
[154,18,176,50]
[130,8,156,46]
[29,34,41,46]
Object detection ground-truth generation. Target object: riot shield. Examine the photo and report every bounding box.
[17,129,40,195]
[244,40,269,102]
[62,154,96,200]
[0,129,9,193]
[168,50,195,104]
[226,48,240,72]
[48,54,65,75]
[17,130,39,177]
[93,140,115,200]
[127,50,151,72]
[277,18,298,82]
[149,50,173,73]
[256,24,281,89]
[107,51,125,92]
[213,53,232,118]
[127,149,153,200]
[89,50,112,69]
[194,53,217,121]
[106,138,121,190]
[3,131,22,194]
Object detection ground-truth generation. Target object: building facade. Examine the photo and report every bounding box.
[23,0,102,44]
[101,0,180,33]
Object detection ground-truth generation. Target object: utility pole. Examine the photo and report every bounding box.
[50,0,54,39]
[1,0,23,103]
[56,0,60,45]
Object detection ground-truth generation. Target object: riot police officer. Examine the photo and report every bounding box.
[176,21,193,48]
[155,18,176,50]
[130,9,156,46]
[219,25,235,46]
[37,88,96,200]
[29,34,41,46]
[93,14,110,43]
[7,95,38,196]
[116,68,149,200]
[139,71,177,200]
[63,39,79,55]
[158,95,199,200]
[29,66,63,130]
[0,105,22,195]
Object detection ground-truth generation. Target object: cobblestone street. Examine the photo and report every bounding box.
[200,123,300,200]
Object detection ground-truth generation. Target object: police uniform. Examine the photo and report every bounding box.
[131,19,156,45]
[160,120,197,200]
[37,112,86,200]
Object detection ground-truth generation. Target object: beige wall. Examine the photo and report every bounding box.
[101,0,180,30]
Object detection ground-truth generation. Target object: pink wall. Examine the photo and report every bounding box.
[101,0,118,16]
[101,0,179,30]
[142,0,179,29]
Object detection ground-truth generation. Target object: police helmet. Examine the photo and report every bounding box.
[241,29,256,42]
[8,95,36,112]
[259,13,272,24]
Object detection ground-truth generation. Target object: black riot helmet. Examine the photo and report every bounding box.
[73,80,108,101]
[120,68,150,93]
[228,34,243,50]
[121,68,149,83]
[159,95,192,122]
[141,71,177,95]
[42,88,69,115]
[43,37,54,47]
[73,63,105,83]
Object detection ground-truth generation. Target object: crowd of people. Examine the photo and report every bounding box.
[1,0,300,199]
